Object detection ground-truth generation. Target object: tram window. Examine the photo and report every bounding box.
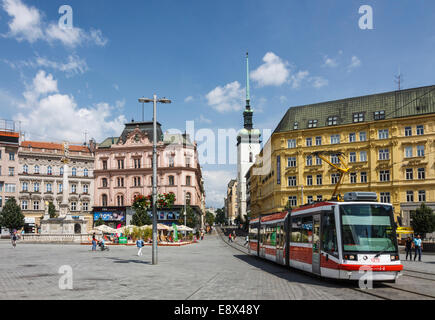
[278,224,284,249]
[301,217,313,243]
[291,218,302,243]
[260,226,266,245]
[322,211,338,257]
[249,225,258,241]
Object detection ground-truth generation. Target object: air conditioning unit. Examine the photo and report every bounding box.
[343,192,378,202]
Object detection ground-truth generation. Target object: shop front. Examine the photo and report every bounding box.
[93,207,126,229]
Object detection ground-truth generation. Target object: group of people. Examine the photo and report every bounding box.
[405,235,423,261]
[228,231,236,242]
[91,233,109,251]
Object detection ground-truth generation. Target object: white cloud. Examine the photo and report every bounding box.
[322,55,338,68]
[291,70,310,89]
[310,76,329,89]
[251,52,290,87]
[348,56,361,71]
[184,96,194,103]
[197,114,212,124]
[1,0,107,48]
[206,81,244,113]
[203,169,236,208]
[14,71,126,142]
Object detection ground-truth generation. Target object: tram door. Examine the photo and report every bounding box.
[312,214,321,275]
[276,225,284,264]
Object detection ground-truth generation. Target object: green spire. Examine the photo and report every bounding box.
[246,52,250,108]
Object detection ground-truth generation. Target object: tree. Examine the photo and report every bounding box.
[178,205,199,228]
[0,198,25,232]
[410,203,435,237]
[48,202,57,218]
[215,208,226,225]
[94,216,104,227]
[205,211,215,226]
[131,209,152,227]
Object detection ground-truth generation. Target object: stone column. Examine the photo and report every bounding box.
[59,163,70,218]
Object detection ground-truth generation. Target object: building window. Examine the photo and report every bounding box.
[306,137,312,147]
[71,202,77,211]
[350,172,357,184]
[71,184,77,193]
[380,192,391,203]
[83,202,89,211]
[22,200,28,210]
[349,133,356,143]
[287,139,296,149]
[360,151,367,162]
[117,178,124,187]
[308,120,318,128]
[327,116,338,126]
[359,132,367,142]
[416,125,424,135]
[134,158,141,169]
[83,184,89,194]
[379,149,390,160]
[330,135,340,144]
[361,172,367,183]
[288,176,297,187]
[102,178,108,188]
[34,182,40,192]
[102,195,108,207]
[22,182,28,192]
[316,175,322,185]
[288,196,297,207]
[316,195,323,202]
[330,154,339,164]
[249,152,253,163]
[9,152,14,161]
[417,145,425,157]
[46,166,52,175]
[23,164,28,174]
[374,110,385,120]
[307,196,314,204]
[378,129,389,140]
[8,167,14,176]
[102,160,108,170]
[84,168,89,177]
[405,127,412,137]
[418,190,426,202]
[60,167,64,175]
[307,175,313,186]
[33,201,39,210]
[380,170,390,182]
[349,152,356,163]
[306,155,313,166]
[169,157,175,167]
[71,167,76,176]
[59,183,63,193]
[34,165,39,174]
[417,168,425,180]
[353,112,364,123]
[315,155,322,166]
[46,183,52,193]
[287,157,296,167]
[169,176,175,186]
[185,157,192,167]
[186,176,191,186]
[406,191,414,202]
[186,192,192,205]
[405,146,413,158]
[405,168,413,180]
[331,173,340,184]
[293,122,298,130]
[315,136,322,146]
[117,195,124,207]
[117,159,124,169]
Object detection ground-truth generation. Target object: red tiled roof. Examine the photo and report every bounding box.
[0,131,19,138]
[21,141,90,153]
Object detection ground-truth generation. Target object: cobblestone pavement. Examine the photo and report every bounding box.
[0,235,431,300]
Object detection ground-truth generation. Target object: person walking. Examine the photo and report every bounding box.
[405,237,413,260]
[413,235,423,262]
[137,238,144,256]
[91,234,97,251]
[11,232,17,248]
[228,233,232,243]
[244,235,249,246]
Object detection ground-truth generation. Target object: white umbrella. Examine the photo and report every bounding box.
[95,225,117,233]
[177,225,193,232]
[88,229,103,235]
[157,223,170,231]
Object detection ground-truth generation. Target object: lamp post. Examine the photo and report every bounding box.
[138,95,172,265]
[184,190,187,238]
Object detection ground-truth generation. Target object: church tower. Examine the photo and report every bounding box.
[236,53,261,222]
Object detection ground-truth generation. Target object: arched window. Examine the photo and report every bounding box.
[102,194,108,206]
[117,195,124,207]
[72,168,77,176]
[74,224,81,234]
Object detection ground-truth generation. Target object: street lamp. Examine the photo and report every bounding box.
[184,190,187,238]
[138,95,172,265]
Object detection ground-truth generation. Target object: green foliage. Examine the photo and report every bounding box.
[205,211,215,226]
[48,202,57,218]
[215,208,226,224]
[411,203,435,236]
[0,198,25,231]
[95,217,104,227]
[178,205,199,228]
[131,208,152,227]
[133,193,176,211]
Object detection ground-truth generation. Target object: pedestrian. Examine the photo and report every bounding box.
[244,235,249,246]
[201,231,204,241]
[91,234,97,251]
[233,231,236,240]
[228,233,232,243]
[413,235,423,262]
[11,232,17,248]
[21,229,25,240]
[405,236,413,260]
[137,237,144,256]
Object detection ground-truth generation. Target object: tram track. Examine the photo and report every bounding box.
[217,227,435,300]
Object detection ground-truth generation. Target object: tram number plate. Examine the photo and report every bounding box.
[370,257,380,263]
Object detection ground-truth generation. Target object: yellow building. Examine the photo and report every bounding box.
[224,179,238,224]
[248,85,435,225]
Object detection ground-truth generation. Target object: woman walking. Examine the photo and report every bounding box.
[405,237,413,260]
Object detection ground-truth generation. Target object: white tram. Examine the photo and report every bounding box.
[248,192,403,281]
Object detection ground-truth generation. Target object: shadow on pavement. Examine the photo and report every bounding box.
[106,257,151,265]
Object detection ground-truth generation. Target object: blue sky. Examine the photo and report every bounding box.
[1,0,435,207]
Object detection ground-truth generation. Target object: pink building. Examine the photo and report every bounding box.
[93,121,205,228]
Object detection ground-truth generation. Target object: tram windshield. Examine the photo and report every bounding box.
[340,204,397,253]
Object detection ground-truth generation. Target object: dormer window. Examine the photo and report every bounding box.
[353,112,364,123]
[374,110,385,120]
[308,120,318,128]
[327,116,338,126]
[293,122,299,130]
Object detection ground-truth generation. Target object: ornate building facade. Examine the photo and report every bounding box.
[93,121,206,228]
[248,85,435,226]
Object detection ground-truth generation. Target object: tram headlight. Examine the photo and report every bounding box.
[344,254,357,261]
[390,255,399,261]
